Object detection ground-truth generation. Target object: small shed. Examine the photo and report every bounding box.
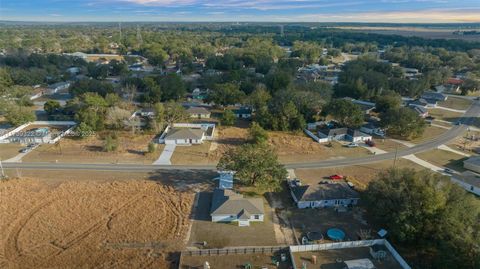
[344,258,376,269]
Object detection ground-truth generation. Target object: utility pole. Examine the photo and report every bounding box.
[0,158,5,179]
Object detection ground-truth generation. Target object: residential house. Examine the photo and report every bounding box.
[451,171,480,196]
[464,156,480,174]
[421,91,447,102]
[7,127,52,144]
[164,128,205,145]
[360,123,385,136]
[66,67,80,75]
[409,105,429,118]
[345,98,376,114]
[137,108,156,118]
[161,123,215,145]
[317,128,372,143]
[186,106,211,119]
[289,179,360,209]
[47,82,70,94]
[408,98,437,108]
[233,107,253,119]
[191,88,209,100]
[210,188,264,226]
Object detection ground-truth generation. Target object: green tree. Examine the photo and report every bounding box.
[375,91,401,113]
[159,74,186,101]
[208,83,245,107]
[322,99,364,128]
[217,143,287,191]
[164,101,188,125]
[364,168,480,269]
[4,105,35,126]
[380,107,426,139]
[103,134,118,152]
[265,70,291,93]
[221,110,236,126]
[247,86,271,110]
[248,122,268,144]
[44,100,61,115]
[147,142,157,153]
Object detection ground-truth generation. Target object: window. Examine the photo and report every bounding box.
[254,215,260,220]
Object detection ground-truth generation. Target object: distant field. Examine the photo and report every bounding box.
[334,26,480,41]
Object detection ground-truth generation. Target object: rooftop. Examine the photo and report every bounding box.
[164,128,204,140]
[186,106,210,115]
[291,181,360,202]
[210,188,264,216]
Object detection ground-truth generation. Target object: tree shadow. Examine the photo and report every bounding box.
[147,169,216,192]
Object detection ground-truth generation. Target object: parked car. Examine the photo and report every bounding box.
[444,168,454,174]
[346,142,358,148]
[329,174,344,180]
[19,148,32,153]
[365,139,376,147]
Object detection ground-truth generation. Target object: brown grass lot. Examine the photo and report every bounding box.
[0,177,194,269]
[0,144,23,160]
[269,132,371,163]
[409,125,447,143]
[416,149,469,171]
[23,131,162,164]
[374,138,407,152]
[427,108,463,122]
[438,97,472,110]
[294,159,425,191]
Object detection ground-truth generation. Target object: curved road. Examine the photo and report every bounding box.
[3,100,479,172]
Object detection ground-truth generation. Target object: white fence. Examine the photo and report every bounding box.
[157,125,171,144]
[303,129,329,143]
[289,239,411,269]
[0,121,77,143]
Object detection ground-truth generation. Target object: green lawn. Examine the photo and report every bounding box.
[438,97,472,110]
[416,149,469,171]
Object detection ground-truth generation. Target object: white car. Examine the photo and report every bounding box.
[347,142,359,148]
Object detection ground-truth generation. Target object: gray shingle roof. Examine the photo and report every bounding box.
[165,128,204,140]
[210,189,264,216]
[186,106,210,115]
[291,181,360,202]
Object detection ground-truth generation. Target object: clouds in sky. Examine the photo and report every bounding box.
[1,0,479,22]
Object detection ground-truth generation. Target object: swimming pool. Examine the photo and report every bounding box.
[327,228,345,241]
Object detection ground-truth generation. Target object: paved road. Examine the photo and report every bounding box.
[3,100,479,172]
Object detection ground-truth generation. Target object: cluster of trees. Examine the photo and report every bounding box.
[0,68,35,125]
[218,122,286,191]
[364,168,480,269]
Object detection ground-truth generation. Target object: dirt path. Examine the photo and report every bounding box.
[267,193,296,245]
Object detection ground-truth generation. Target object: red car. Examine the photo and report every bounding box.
[329,174,344,180]
[365,139,376,147]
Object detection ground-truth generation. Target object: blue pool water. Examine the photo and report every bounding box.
[327,228,345,241]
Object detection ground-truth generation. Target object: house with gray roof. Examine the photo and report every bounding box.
[210,188,264,226]
[164,128,205,145]
[421,91,447,102]
[290,180,360,209]
[186,106,211,119]
[317,128,372,143]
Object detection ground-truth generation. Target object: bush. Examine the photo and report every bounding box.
[148,142,157,153]
[221,110,236,126]
[103,134,118,152]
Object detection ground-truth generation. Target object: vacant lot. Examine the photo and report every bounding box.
[438,97,472,110]
[409,125,447,143]
[23,131,161,164]
[188,192,278,248]
[269,132,371,164]
[295,159,425,191]
[0,178,194,269]
[0,144,23,160]
[428,109,463,122]
[416,149,469,171]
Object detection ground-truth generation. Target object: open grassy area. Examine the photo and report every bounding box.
[438,97,472,110]
[409,125,447,143]
[427,108,463,122]
[269,132,371,164]
[416,149,469,171]
[170,142,216,165]
[0,144,23,161]
[374,138,408,152]
[23,131,162,164]
[295,159,426,191]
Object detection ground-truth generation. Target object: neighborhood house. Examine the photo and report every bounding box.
[233,107,253,119]
[318,128,372,143]
[289,179,360,209]
[186,106,211,119]
[210,188,264,226]
[47,82,70,94]
[161,123,215,145]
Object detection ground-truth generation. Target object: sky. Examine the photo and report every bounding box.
[0,0,479,23]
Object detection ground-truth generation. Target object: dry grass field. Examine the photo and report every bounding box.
[23,131,162,164]
[0,144,23,160]
[0,177,194,269]
[438,97,472,110]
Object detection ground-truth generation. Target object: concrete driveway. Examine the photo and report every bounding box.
[153,144,176,165]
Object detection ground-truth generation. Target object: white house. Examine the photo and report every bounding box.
[161,123,215,145]
[210,188,264,226]
[317,128,372,143]
[289,180,360,209]
[47,82,70,94]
